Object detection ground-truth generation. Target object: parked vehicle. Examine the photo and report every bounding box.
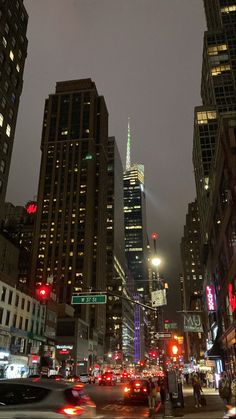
[0,378,96,418]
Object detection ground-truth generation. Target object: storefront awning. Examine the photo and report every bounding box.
[206,337,222,359]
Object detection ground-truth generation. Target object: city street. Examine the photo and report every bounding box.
[85,384,226,419]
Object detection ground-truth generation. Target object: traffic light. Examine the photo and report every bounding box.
[36,283,51,301]
[167,340,181,357]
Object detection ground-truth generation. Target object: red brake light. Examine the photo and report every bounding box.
[124,387,130,393]
[106,377,111,380]
[57,406,84,416]
[143,387,147,392]
[135,382,141,387]
[98,377,101,381]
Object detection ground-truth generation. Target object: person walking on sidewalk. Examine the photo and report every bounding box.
[192,373,202,408]
[219,372,231,417]
[230,374,236,407]
[147,378,159,415]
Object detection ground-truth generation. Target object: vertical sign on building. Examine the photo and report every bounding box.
[206,285,216,311]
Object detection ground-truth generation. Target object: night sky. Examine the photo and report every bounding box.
[6,0,206,316]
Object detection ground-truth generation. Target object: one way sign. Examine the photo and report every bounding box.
[153,332,172,339]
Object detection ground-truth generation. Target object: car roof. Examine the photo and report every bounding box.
[0,378,80,390]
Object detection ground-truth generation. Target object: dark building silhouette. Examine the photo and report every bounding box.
[180,200,204,311]
[0,0,28,204]
[192,0,236,374]
[31,79,109,357]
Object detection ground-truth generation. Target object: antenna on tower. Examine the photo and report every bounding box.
[126,117,131,170]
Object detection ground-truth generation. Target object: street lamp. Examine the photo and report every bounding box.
[151,257,162,267]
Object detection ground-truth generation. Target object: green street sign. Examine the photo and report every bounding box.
[71,294,107,305]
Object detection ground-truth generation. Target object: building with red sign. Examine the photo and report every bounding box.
[192,1,236,375]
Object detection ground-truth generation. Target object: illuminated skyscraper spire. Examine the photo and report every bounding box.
[126,117,131,170]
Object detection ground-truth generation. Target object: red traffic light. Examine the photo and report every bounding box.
[36,284,51,300]
[171,345,179,355]
[167,340,181,357]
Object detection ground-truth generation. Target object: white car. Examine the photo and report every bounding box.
[79,373,90,383]
[0,378,96,418]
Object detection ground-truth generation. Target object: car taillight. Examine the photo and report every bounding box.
[56,406,84,416]
[106,377,111,380]
[135,382,141,387]
[124,387,130,392]
[98,377,101,380]
[143,388,147,392]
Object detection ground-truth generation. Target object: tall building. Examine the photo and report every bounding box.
[123,120,148,363]
[123,120,148,297]
[31,79,109,358]
[0,0,28,204]
[192,0,236,373]
[180,200,204,311]
[105,136,134,364]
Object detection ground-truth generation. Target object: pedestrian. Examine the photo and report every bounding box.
[147,378,159,415]
[219,372,231,417]
[159,377,166,404]
[230,374,236,407]
[192,373,202,408]
[185,372,189,385]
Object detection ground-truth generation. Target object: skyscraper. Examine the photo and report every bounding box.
[31,79,109,353]
[123,121,148,297]
[180,200,204,311]
[192,0,236,372]
[123,120,148,362]
[0,0,28,204]
[105,136,134,364]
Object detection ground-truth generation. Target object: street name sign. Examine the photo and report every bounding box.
[71,294,107,304]
[153,332,172,339]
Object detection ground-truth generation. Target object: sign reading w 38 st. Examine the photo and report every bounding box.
[71,294,107,304]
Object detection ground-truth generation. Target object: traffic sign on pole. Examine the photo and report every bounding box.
[153,332,172,339]
[71,294,107,305]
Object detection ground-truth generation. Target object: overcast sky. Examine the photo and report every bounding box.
[6,0,206,315]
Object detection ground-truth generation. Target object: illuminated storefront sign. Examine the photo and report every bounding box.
[229,283,236,312]
[206,285,216,311]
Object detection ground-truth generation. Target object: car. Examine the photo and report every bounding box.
[124,379,149,403]
[48,374,64,381]
[79,373,90,383]
[66,375,81,383]
[98,372,116,386]
[121,371,131,382]
[88,374,96,384]
[0,378,96,418]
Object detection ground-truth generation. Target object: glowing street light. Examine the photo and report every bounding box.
[151,257,161,267]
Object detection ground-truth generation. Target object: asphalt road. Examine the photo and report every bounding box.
[85,382,150,418]
[85,383,226,419]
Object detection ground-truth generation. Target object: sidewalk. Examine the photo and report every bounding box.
[155,385,225,418]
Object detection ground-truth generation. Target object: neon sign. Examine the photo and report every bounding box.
[206,285,216,311]
[229,283,236,312]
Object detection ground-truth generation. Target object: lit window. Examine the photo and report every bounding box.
[0,160,5,173]
[3,142,8,154]
[0,114,3,127]
[211,64,231,76]
[16,64,20,72]
[221,5,236,13]
[6,124,11,137]
[2,37,7,48]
